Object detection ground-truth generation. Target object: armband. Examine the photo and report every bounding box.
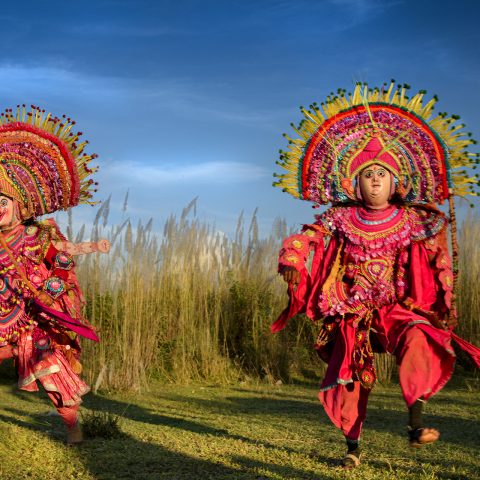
[43,276,67,300]
[53,251,75,271]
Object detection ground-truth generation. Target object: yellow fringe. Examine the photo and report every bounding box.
[321,241,344,296]
[0,106,98,205]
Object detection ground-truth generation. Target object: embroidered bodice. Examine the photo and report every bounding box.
[279,204,448,318]
[318,205,446,315]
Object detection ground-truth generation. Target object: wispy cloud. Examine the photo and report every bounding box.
[323,0,403,31]
[327,0,403,12]
[236,0,403,33]
[0,63,284,129]
[102,160,269,186]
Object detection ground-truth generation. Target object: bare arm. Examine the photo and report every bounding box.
[53,239,111,256]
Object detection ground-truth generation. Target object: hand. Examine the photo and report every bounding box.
[96,239,111,253]
[36,291,54,307]
[423,311,449,331]
[445,310,458,330]
[281,266,301,285]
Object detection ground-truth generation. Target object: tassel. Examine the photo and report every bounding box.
[321,241,344,295]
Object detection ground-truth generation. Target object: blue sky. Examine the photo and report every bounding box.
[0,0,478,236]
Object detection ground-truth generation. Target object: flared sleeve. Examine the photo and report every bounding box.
[406,214,480,367]
[272,219,339,332]
[404,221,454,328]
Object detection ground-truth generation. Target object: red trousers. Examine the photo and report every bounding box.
[320,326,451,440]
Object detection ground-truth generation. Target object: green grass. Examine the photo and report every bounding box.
[0,375,479,479]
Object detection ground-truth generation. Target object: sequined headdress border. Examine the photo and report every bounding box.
[274,81,479,205]
[0,105,99,218]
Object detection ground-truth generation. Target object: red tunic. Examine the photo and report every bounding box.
[0,220,89,407]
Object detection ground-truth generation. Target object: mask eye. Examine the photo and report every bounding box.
[0,198,8,207]
[377,169,387,178]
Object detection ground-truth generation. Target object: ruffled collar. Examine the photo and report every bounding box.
[351,204,405,233]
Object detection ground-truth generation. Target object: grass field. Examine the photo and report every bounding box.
[0,374,479,480]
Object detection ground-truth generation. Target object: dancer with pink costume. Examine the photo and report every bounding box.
[272,82,480,468]
[0,106,110,445]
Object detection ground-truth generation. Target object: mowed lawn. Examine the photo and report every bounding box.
[0,372,479,480]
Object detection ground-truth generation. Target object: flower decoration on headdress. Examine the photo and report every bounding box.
[0,105,99,219]
[273,81,479,205]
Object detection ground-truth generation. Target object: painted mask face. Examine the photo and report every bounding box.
[0,195,15,227]
[358,164,392,208]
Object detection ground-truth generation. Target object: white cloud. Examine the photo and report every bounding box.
[0,63,283,130]
[102,160,269,185]
[0,64,123,99]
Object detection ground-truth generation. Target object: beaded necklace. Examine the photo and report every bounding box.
[355,208,400,226]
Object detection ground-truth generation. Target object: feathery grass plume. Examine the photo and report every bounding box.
[457,213,480,373]
[72,198,480,390]
[74,199,329,390]
[122,190,129,215]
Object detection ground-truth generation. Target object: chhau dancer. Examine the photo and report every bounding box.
[0,106,110,445]
[272,82,480,468]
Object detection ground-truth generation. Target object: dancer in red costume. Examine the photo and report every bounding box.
[0,106,109,445]
[272,82,480,468]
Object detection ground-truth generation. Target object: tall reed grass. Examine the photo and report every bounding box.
[456,213,480,373]
[71,200,480,390]
[75,198,322,390]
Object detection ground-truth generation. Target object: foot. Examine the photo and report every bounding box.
[66,423,83,446]
[408,427,440,448]
[342,450,361,469]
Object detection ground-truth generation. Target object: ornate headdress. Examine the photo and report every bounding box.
[274,81,479,205]
[0,105,99,219]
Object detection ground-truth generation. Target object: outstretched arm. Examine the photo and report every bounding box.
[53,239,111,255]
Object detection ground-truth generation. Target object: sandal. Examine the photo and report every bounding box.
[408,427,440,448]
[342,451,361,469]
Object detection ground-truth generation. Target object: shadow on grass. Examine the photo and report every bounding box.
[79,393,316,458]
[12,385,480,450]
[231,455,341,480]
[0,359,17,383]
[3,381,480,478]
[0,408,246,479]
[364,452,479,480]
[153,389,321,419]
[5,391,323,479]
[146,388,480,446]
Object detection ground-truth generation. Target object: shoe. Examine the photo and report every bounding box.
[342,450,361,469]
[408,427,440,448]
